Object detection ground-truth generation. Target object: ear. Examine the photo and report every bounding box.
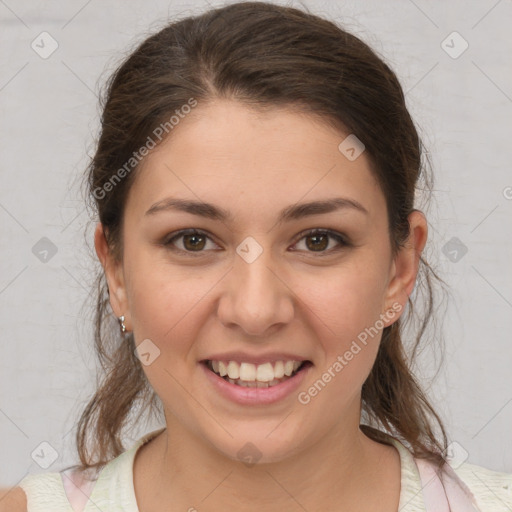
[381,210,428,326]
[94,222,130,330]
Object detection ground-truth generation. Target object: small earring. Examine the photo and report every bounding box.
[118,315,126,333]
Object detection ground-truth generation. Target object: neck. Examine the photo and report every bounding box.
[134,408,400,511]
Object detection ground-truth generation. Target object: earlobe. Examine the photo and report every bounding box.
[382,211,428,324]
[94,222,129,325]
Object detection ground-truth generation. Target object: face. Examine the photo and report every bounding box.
[96,99,425,464]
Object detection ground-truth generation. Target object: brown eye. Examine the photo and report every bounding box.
[163,228,349,257]
[164,229,217,254]
[293,229,349,254]
[182,233,206,251]
[305,233,329,251]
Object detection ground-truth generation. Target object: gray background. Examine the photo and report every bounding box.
[1,0,511,487]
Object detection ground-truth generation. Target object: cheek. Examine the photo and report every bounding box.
[126,269,211,412]
[125,253,209,357]
[294,255,390,393]
[299,258,390,340]
[294,267,388,419]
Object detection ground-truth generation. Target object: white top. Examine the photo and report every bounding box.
[18,427,512,511]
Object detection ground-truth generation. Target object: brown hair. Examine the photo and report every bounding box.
[75,1,450,473]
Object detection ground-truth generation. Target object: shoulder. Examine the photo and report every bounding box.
[6,472,69,512]
[0,487,27,512]
[451,460,512,511]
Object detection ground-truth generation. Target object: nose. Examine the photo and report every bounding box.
[216,243,295,337]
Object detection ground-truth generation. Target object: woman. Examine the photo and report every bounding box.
[4,2,511,511]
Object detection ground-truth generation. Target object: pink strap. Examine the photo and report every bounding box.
[416,458,451,511]
[61,468,98,512]
[415,457,483,512]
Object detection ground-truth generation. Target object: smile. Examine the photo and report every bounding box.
[200,359,313,405]
[205,359,311,388]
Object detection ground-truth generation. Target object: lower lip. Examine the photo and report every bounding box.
[200,361,312,405]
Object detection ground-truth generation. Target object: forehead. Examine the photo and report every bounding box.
[125,99,385,223]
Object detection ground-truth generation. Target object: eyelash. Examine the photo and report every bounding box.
[162,228,349,257]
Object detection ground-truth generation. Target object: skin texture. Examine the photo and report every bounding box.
[94,99,427,511]
[0,488,27,512]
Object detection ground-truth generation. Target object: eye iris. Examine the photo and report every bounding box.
[183,233,206,251]
[306,233,328,251]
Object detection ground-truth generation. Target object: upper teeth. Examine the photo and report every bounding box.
[211,360,302,382]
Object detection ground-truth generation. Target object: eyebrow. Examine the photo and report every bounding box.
[144,196,368,224]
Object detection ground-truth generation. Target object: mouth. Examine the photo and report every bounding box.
[201,359,313,388]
